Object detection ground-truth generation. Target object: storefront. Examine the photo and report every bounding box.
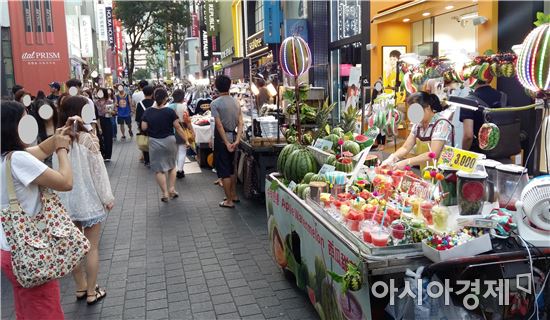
[246,30,277,83]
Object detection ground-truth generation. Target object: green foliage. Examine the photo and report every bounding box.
[133,69,149,81]
[114,1,190,82]
[340,105,359,133]
[534,12,550,27]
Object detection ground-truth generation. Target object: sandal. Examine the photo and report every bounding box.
[169,191,179,199]
[87,287,107,305]
[219,201,235,209]
[76,284,98,300]
[224,197,240,203]
[161,196,169,203]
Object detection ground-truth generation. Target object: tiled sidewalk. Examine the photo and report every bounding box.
[1,139,318,320]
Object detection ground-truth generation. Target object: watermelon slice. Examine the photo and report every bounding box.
[478,123,500,150]
[462,181,485,202]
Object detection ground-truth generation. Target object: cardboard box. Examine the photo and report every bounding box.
[422,233,492,263]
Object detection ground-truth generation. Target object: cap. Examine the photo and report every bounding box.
[49,82,61,90]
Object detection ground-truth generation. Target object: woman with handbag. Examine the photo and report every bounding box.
[168,89,196,179]
[141,88,190,202]
[1,101,75,319]
[53,95,115,305]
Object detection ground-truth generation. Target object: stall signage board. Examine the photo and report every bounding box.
[288,181,297,191]
[438,146,481,173]
[266,178,372,319]
[313,139,333,152]
[247,31,266,56]
[220,47,234,59]
[318,164,335,175]
[399,175,432,200]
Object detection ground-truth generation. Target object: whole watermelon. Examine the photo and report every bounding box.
[324,134,340,150]
[343,141,360,155]
[302,172,315,184]
[332,127,344,137]
[277,144,301,173]
[284,149,318,183]
[296,184,308,198]
[325,155,337,166]
[309,174,326,182]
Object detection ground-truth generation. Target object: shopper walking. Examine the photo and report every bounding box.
[211,75,243,208]
[47,81,61,105]
[132,80,148,110]
[1,101,73,319]
[135,85,155,166]
[54,95,115,305]
[168,89,195,178]
[96,88,115,161]
[141,88,189,202]
[114,85,133,140]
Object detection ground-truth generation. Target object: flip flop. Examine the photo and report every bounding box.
[219,201,235,208]
[161,196,169,203]
[87,287,107,305]
[224,198,240,203]
[169,191,179,199]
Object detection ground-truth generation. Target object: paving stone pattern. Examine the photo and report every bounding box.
[1,138,318,320]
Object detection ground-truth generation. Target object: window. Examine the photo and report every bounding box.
[330,0,361,42]
[255,1,264,33]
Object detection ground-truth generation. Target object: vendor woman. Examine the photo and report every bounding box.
[382,91,454,170]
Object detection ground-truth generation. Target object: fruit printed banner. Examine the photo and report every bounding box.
[437,146,481,173]
[266,176,372,320]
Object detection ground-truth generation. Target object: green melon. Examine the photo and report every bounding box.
[325,155,337,166]
[335,158,354,173]
[296,184,308,198]
[478,123,500,151]
[283,149,318,183]
[309,174,326,183]
[343,141,360,155]
[302,172,315,184]
[277,144,301,173]
[331,127,344,137]
[301,187,311,200]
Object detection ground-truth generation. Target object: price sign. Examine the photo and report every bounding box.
[318,164,335,176]
[288,181,297,191]
[437,146,481,173]
[313,139,333,152]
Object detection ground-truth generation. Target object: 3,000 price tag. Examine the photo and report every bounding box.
[437,146,481,173]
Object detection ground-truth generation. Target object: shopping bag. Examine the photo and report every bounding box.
[136,133,149,152]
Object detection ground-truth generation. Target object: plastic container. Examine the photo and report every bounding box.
[410,197,422,218]
[431,205,449,231]
[496,164,528,211]
[457,170,488,215]
[438,164,458,206]
[389,220,410,245]
[479,159,502,203]
[362,220,378,243]
[371,226,390,247]
[420,201,434,225]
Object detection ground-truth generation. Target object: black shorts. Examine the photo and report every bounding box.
[117,116,131,125]
[214,134,235,179]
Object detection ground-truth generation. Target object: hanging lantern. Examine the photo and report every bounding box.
[279,36,312,77]
[516,23,550,94]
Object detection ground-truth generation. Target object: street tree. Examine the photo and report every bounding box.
[114,0,190,83]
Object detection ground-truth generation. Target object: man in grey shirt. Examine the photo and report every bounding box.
[211,75,243,208]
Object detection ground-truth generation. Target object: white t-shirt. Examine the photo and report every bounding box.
[0,151,48,251]
[132,91,145,106]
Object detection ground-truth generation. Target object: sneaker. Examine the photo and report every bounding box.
[121,136,126,140]
[176,171,185,179]
[129,130,134,137]
[104,158,111,162]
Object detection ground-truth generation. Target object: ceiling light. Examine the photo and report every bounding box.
[403,18,411,22]
[445,5,454,10]
[460,13,479,20]
[422,12,431,17]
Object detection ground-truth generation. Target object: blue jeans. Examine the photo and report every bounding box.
[111,117,117,138]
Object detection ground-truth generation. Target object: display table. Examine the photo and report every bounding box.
[265,173,550,320]
[238,141,285,195]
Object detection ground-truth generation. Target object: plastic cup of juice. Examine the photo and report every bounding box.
[361,221,378,243]
[421,201,434,225]
[371,227,390,247]
[411,197,422,218]
[432,205,449,231]
[389,220,410,245]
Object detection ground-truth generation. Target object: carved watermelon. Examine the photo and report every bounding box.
[355,135,374,150]
[335,157,354,173]
[478,123,500,150]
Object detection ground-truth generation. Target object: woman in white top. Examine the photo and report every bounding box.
[54,96,115,305]
[1,101,73,319]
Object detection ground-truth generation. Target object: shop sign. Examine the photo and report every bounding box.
[95,3,107,41]
[247,31,266,56]
[265,178,371,318]
[313,139,333,152]
[438,146,481,173]
[336,0,361,40]
[220,47,234,59]
[7,0,70,94]
[115,20,123,51]
[284,19,308,42]
[263,0,281,44]
[200,26,210,60]
[191,13,199,37]
[105,6,115,49]
[66,15,81,57]
[79,15,93,58]
[204,0,218,36]
[399,175,432,199]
